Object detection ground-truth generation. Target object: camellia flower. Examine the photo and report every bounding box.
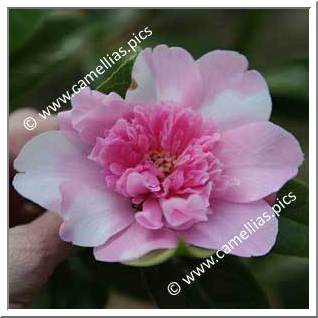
[13,45,303,263]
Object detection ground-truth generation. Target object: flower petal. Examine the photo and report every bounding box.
[161,194,209,229]
[93,222,177,262]
[184,200,278,257]
[126,171,160,197]
[58,87,132,145]
[126,45,203,108]
[13,131,102,212]
[215,122,304,203]
[135,199,163,230]
[196,50,271,130]
[59,183,133,247]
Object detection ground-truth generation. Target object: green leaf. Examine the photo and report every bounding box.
[142,255,270,308]
[124,244,215,267]
[10,12,99,110]
[185,246,216,258]
[9,10,140,110]
[124,249,176,267]
[175,240,215,258]
[265,63,308,100]
[272,179,309,257]
[31,250,109,308]
[244,254,309,308]
[277,179,309,225]
[273,217,308,257]
[96,48,140,97]
[9,10,45,53]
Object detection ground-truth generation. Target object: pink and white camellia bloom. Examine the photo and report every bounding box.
[13,45,304,263]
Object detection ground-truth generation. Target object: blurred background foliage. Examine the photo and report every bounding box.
[9,9,309,309]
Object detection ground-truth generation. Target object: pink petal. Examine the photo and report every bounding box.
[125,45,203,108]
[161,194,209,229]
[135,199,163,230]
[93,222,177,262]
[215,122,304,203]
[184,199,278,257]
[196,50,271,130]
[58,87,132,145]
[57,110,78,142]
[126,171,160,197]
[13,131,102,212]
[59,183,133,247]
[126,172,150,196]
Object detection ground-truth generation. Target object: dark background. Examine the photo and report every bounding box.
[9,9,309,309]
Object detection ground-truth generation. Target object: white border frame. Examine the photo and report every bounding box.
[2,1,316,316]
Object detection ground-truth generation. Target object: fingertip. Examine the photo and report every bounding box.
[27,211,72,262]
[9,211,72,307]
[9,108,58,158]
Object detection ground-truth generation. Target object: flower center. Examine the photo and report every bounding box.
[147,150,177,175]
